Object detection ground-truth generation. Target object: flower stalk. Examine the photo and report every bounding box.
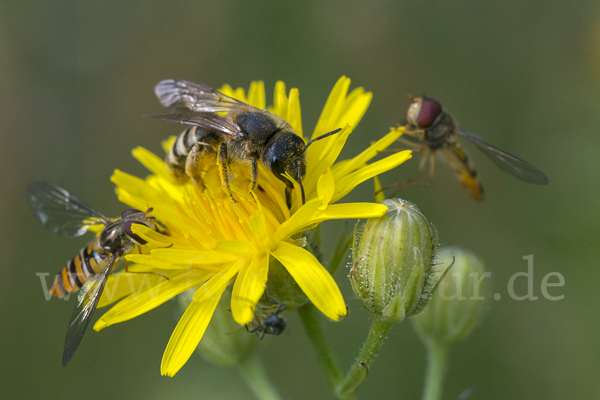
[336,314,394,400]
[238,355,284,400]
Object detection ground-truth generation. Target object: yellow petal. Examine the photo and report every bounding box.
[272,81,288,118]
[132,147,169,180]
[99,268,164,308]
[161,285,226,376]
[247,81,266,109]
[193,260,242,302]
[287,87,303,139]
[332,87,372,133]
[94,270,211,331]
[304,124,352,194]
[272,243,346,321]
[213,240,254,254]
[218,84,235,97]
[373,176,386,203]
[332,128,404,180]
[124,254,188,270]
[130,223,174,246]
[276,199,388,241]
[317,169,335,210]
[231,253,269,324]
[150,248,237,265]
[312,76,350,138]
[333,150,412,203]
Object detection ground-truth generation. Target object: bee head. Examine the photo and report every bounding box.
[264,132,306,189]
[265,128,341,205]
[121,208,156,245]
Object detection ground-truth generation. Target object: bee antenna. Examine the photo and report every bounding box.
[301,128,342,154]
[297,160,306,205]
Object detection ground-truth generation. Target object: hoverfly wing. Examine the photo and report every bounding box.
[150,112,245,140]
[457,130,549,185]
[155,79,250,113]
[62,254,116,367]
[27,180,109,237]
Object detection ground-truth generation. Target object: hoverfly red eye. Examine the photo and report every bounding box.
[417,98,442,128]
[121,209,142,219]
[124,221,147,244]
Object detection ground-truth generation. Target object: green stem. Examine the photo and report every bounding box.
[422,343,449,400]
[238,354,283,400]
[336,315,394,400]
[298,304,344,390]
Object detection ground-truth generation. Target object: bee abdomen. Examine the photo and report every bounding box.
[48,246,100,298]
[166,127,199,182]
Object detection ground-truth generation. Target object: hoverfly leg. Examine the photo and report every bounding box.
[380,150,433,196]
[125,258,170,281]
[217,143,237,203]
[376,135,428,154]
[403,127,427,141]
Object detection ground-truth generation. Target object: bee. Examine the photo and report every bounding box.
[153,79,341,206]
[27,180,162,366]
[384,96,549,200]
[246,301,287,340]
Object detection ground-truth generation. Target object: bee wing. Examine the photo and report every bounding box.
[457,130,549,184]
[62,254,116,367]
[150,112,245,139]
[438,147,484,201]
[155,79,257,113]
[27,180,109,237]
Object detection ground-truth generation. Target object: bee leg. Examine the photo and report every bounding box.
[185,143,208,189]
[249,156,258,193]
[217,143,237,203]
[285,187,292,209]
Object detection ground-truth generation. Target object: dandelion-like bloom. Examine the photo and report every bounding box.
[93,77,411,376]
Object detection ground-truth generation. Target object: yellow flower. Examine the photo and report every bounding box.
[93,76,411,376]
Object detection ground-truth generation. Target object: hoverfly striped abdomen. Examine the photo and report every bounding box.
[48,245,104,298]
[27,180,162,366]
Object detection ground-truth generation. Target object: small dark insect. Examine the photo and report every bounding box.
[27,180,164,366]
[153,79,341,207]
[246,301,287,340]
[382,96,549,200]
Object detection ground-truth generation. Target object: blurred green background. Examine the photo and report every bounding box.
[2,1,599,399]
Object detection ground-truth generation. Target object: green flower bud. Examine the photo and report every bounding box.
[349,199,439,324]
[266,257,309,310]
[411,247,490,346]
[178,289,257,366]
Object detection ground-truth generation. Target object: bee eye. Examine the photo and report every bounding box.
[417,98,442,128]
[124,221,147,244]
[271,158,294,188]
[121,209,142,219]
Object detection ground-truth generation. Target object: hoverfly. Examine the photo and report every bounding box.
[153,79,341,207]
[27,180,162,366]
[246,301,287,340]
[384,96,549,200]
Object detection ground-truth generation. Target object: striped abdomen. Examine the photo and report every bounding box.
[166,126,221,184]
[48,245,109,298]
[439,144,484,201]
